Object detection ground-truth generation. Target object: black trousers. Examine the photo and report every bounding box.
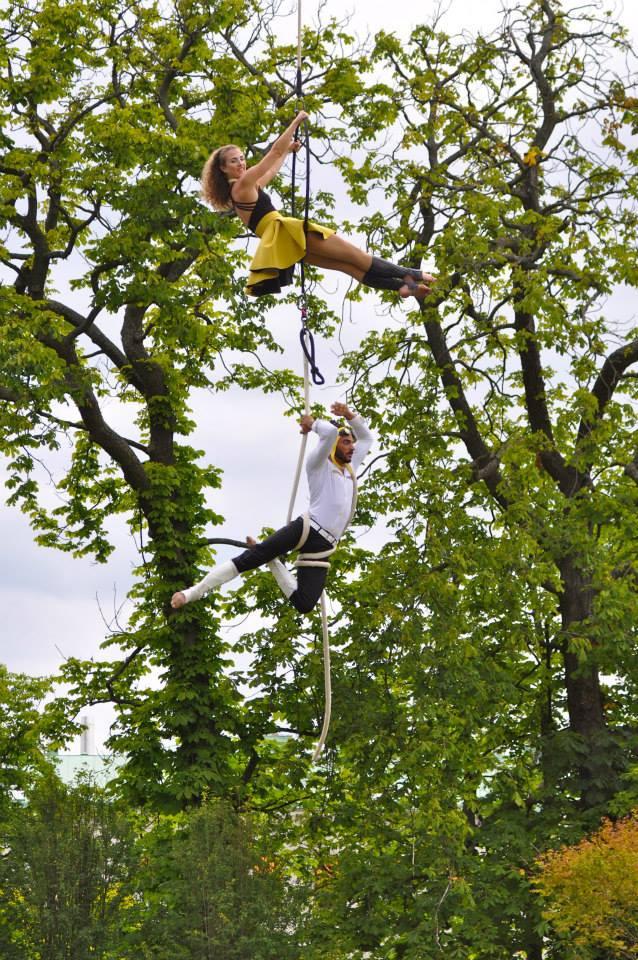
[232,516,333,614]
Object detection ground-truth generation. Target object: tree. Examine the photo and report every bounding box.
[0,666,73,817]
[0,780,303,960]
[330,0,638,811]
[127,799,304,960]
[219,1,638,957]
[0,0,360,806]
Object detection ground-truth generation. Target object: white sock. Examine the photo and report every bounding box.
[267,559,296,599]
[182,560,239,603]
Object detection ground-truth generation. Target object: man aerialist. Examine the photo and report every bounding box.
[171,402,373,614]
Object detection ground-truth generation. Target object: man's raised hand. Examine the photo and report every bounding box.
[331,402,355,421]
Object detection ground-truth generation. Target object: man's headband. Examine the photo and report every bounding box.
[330,419,353,437]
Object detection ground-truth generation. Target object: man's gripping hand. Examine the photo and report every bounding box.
[299,414,315,434]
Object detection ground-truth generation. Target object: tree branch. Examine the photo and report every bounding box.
[577,338,638,445]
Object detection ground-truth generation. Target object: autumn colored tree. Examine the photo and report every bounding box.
[535,812,638,958]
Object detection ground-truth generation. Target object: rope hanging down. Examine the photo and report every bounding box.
[214,8,333,764]
[287,1,331,762]
[285,293,333,764]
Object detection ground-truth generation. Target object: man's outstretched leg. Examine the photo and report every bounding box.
[171,560,238,608]
[171,521,306,610]
[171,522,332,614]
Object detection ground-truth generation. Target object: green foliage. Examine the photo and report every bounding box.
[127,800,304,959]
[0,667,71,816]
[0,771,138,960]
[0,781,302,960]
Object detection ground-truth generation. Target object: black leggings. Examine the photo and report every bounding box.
[232,516,333,614]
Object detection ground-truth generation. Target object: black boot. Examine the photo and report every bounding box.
[360,270,406,292]
[362,256,424,291]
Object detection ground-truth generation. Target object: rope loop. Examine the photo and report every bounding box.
[300,324,325,386]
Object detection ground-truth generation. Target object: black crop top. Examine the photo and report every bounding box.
[231,187,277,234]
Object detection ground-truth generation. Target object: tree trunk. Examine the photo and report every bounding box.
[559,556,604,737]
[558,556,614,808]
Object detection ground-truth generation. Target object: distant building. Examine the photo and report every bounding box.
[53,714,123,786]
[53,719,294,787]
[54,751,123,786]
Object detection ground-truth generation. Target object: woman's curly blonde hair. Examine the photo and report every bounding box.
[201,144,241,211]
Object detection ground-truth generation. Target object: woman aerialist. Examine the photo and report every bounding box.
[201,111,434,299]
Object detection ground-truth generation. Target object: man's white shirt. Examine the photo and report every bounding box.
[306,415,373,542]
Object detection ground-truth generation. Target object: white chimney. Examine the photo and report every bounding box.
[79,716,93,755]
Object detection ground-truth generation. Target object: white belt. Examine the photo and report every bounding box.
[308,518,339,546]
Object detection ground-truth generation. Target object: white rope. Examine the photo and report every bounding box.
[285,348,333,762]
[286,351,309,524]
[312,592,331,762]
[282,0,332,763]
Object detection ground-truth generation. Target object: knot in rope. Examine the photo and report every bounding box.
[299,304,325,386]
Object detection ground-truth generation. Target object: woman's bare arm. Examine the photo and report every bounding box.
[232,111,308,201]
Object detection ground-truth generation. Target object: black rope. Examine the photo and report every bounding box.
[290,64,304,222]
[290,67,324,386]
[204,537,250,549]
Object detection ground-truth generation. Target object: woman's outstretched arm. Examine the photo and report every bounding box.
[233,111,308,199]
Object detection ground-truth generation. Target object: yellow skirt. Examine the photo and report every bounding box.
[246,210,335,297]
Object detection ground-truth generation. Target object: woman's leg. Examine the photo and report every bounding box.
[305,233,370,280]
[305,233,432,297]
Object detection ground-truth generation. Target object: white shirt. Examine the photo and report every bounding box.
[306,415,373,541]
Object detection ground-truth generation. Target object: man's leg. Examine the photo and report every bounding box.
[231,517,305,572]
[240,525,334,615]
[171,560,239,607]
[286,528,334,614]
[290,564,328,613]
[242,537,296,600]
[171,518,306,609]
[267,557,296,599]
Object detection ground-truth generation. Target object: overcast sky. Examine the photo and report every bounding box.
[1,0,637,751]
